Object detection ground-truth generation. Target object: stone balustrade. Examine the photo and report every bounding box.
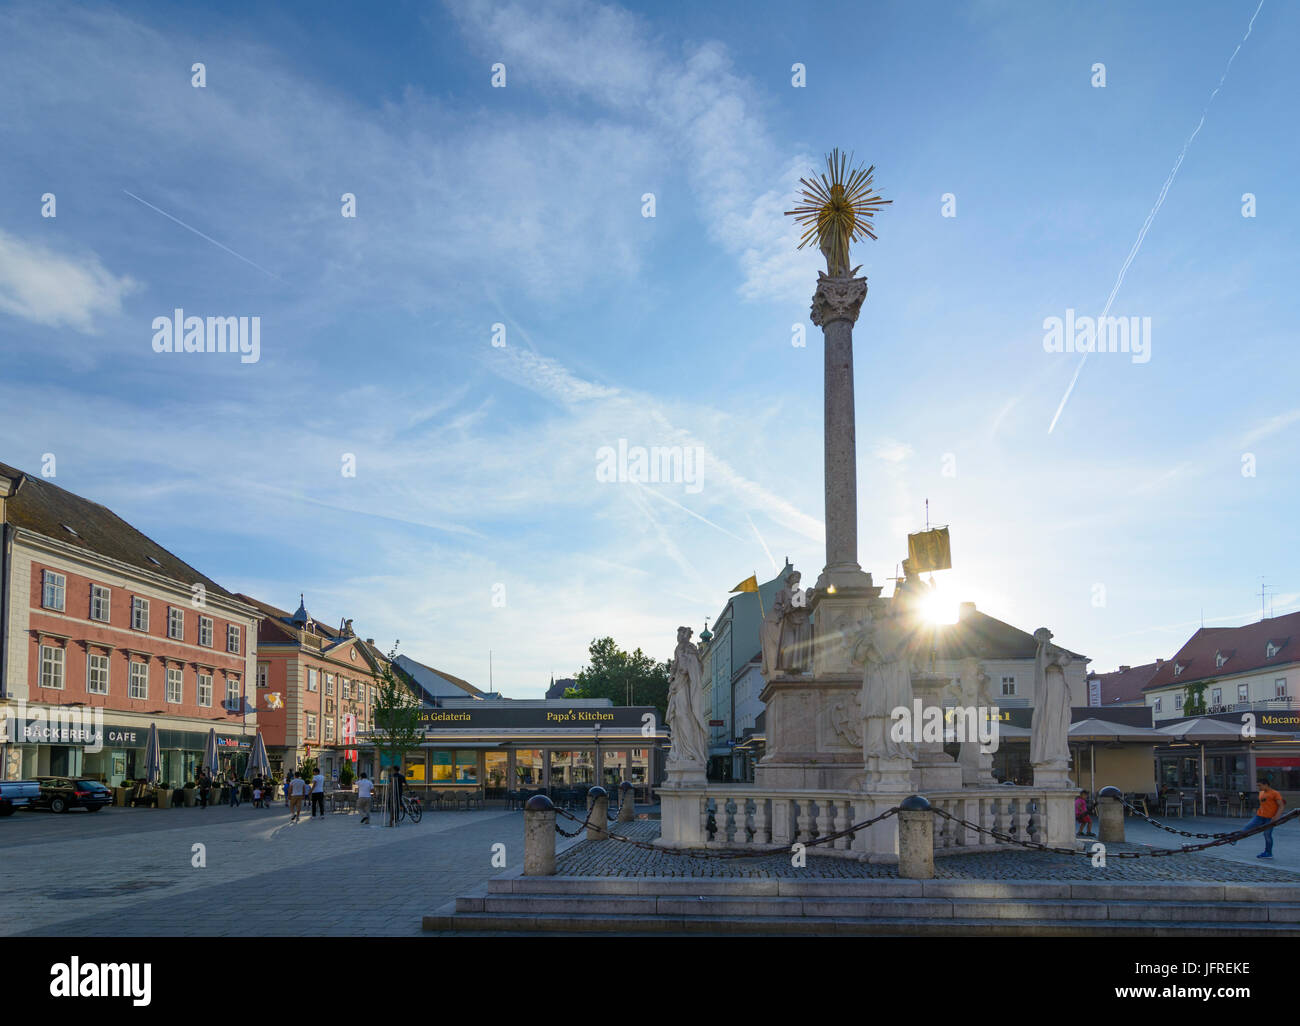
[658,784,1079,860]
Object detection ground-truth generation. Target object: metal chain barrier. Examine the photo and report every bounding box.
[930,805,1300,859]
[1114,796,1286,840]
[550,803,901,860]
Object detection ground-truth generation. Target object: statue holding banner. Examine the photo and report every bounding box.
[760,568,812,677]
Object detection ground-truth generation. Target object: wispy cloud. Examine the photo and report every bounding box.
[0,230,136,332]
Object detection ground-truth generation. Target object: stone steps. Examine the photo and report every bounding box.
[424,874,1300,936]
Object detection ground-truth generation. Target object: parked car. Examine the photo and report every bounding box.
[0,780,42,815]
[31,777,112,813]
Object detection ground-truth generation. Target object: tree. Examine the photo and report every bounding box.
[370,643,423,826]
[570,636,671,724]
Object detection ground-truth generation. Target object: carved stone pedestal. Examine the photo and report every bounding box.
[909,671,962,792]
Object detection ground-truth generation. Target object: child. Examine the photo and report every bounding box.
[1075,790,1095,838]
[252,785,263,808]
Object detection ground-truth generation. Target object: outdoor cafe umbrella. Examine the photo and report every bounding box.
[245,731,272,780]
[1069,718,1166,795]
[202,728,219,781]
[143,722,161,785]
[1156,717,1294,815]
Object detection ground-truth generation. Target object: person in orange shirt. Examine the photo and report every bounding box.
[1244,776,1286,859]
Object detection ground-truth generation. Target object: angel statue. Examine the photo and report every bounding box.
[666,626,709,770]
[851,600,917,763]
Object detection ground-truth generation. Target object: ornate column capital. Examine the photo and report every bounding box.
[810,273,868,327]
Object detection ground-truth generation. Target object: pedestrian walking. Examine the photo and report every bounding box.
[227,770,240,808]
[288,771,307,822]
[1074,789,1095,838]
[356,773,373,824]
[1245,776,1287,859]
[198,768,211,809]
[310,767,326,818]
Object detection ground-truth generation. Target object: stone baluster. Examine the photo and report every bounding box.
[833,799,851,851]
[980,797,996,847]
[733,795,749,844]
[1016,797,1032,843]
[699,796,711,841]
[795,799,814,844]
[714,795,731,845]
[816,799,834,845]
[752,798,770,845]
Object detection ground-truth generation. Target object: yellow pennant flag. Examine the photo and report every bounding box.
[730,575,759,594]
[907,527,952,573]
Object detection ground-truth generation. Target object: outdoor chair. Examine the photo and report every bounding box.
[1162,793,1184,817]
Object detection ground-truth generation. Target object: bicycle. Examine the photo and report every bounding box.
[393,793,422,824]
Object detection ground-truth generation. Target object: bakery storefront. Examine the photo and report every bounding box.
[0,705,254,787]
[358,700,667,803]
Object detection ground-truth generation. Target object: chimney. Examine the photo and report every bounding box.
[366,638,375,646]
[1155,658,1164,666]
[1119,665,1130,672]
[958,602,976,621]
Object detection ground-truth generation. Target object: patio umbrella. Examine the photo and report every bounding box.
[245,731,272,780]
[202,728,219,780]
[1156,717,1294,815]
[1069,719,1166,795]
[143,722,161,785]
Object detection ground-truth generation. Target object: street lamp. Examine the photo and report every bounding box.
[593,722,601,787]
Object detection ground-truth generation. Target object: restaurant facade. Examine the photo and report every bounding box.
[358,698,668,802]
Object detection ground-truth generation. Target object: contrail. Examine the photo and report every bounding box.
[1048,0,1264,434]
[746,512,778,571]
[123,189,284,282]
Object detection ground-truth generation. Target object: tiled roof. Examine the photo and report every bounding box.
[930,606,1086,662]
[1089,661,1162,705]
[1,460,239,603]
[1143,611,1300,691]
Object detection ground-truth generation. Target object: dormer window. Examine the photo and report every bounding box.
[1267,641,1280,658]
[1215,651,1228,669]
[60,523,79,538]
[1174,662,1184,677]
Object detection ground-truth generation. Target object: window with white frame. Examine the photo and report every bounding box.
[325,674,334,696]
[40,644,65,689]
[1211,687,1222,707]
[325,717,335,741]
[42,571,66,611]
[1238,683,1249,703]
[1277,678,1288,699]
[307,668,318,692]
[1175,692,1183,709]
[197,672,213,707]
[1001,675,1016,697]
[131,597,149,631]
[166,667,183,704]
[90,585,111,622]
[226,677,241,709]
[257,663,269,690]
[168,607,184,640]
[1153,697,1162,713]
[87,653,109,694]
[199,616,213,647]
[306,712,317,739]
[129,661,148,699]
[227,624,240,653]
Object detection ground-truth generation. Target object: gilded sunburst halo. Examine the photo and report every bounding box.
[785,148,891,278]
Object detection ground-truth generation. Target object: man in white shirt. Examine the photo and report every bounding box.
[310,769,326,818]
[288,771,307,822]
[356,773,373,824]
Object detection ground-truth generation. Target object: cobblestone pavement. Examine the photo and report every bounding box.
[0,804,528,936]
[554,819,1300,881]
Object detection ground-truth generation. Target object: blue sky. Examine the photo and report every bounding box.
[1,0,1297,695]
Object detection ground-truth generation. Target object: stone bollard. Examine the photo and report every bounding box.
[1098,785,1125,844]
[897,795,935,880]
[618,780,635,822]
[587,786,609,841]
[523,794,556,876]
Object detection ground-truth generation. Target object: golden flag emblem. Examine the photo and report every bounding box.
[907,527,952,572]
[730,575,759,594]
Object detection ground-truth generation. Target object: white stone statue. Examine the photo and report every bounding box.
[1030,627,1073,785]
[760,569,813,677]
[852,601,917,764]
[666,626,709,771]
